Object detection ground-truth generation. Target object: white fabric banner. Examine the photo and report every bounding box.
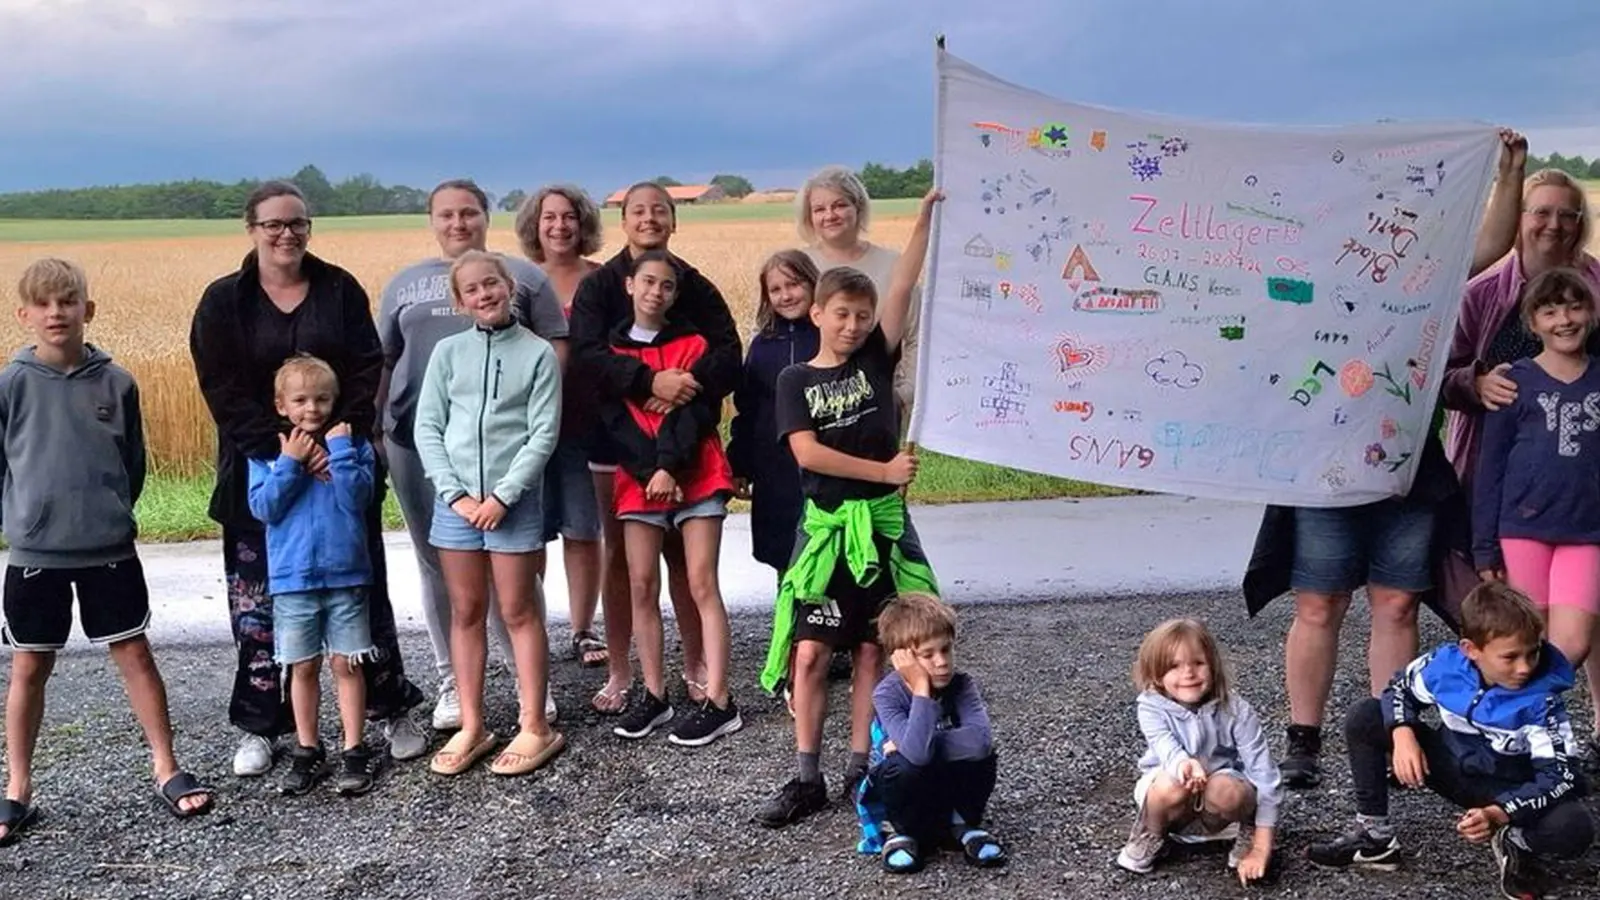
[909,49,1501,507]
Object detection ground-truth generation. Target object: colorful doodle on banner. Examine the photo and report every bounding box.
[910,47,1501,508]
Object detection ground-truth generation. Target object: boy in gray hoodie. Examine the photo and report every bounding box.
[0,258,214,847]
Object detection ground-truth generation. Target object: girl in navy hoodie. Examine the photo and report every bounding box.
[728,250,822,575]
[1473,267,1600,679]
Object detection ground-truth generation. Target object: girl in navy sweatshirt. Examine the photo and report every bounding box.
[1473,267,1600,677]
[728,250,822,574]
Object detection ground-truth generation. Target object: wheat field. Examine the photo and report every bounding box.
[0,216,919,475]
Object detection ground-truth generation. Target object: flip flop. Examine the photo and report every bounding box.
[429,731,499,776]
[157,772,214,819]
[489,730,566,776]
[573,630,608,668]
[0,798,39,847]
[592,683,629,716]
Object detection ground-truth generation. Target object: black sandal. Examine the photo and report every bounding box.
[157,772,215,818]
[881,834,924,874]
[958,828,1008,868]
[0,798,39,847]
[573,630,608,668]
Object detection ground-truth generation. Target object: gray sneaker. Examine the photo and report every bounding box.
[1116,807,1166,874]
[232,733,276,777]
[383,715,427,761]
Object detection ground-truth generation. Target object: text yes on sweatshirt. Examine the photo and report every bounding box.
[1472,356,1600,569]
[413,321,560,509]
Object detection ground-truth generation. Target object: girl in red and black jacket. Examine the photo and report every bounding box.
[600,250,742,749]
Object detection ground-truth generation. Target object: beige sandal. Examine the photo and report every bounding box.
[592,683,629,716]
[429,731,498,776]
[490,730,566,776]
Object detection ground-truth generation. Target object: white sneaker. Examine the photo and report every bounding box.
[233,733,275,777]
[383,715,427,761]
[432,679,462,731]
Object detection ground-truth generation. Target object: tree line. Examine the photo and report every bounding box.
[0,161,938,221]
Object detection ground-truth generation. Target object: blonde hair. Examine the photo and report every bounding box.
[1133,618,1229,704]
[17,257,88,307]
[449,250,516,304]
[1521,168,1593,257]
[273,354,338,399]
[515,184,603,262]
[755,250,820,335]
[797,165,872,243]
[876,592,956,652]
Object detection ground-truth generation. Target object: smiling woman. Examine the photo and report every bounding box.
[188,180,424,778]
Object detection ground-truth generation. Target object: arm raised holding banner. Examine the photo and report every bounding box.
[879,188,944,355]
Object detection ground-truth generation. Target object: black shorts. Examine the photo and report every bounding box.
[791,533,897,649]
[1,558,151,651]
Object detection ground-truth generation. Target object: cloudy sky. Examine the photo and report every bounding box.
[1,0,1596,197]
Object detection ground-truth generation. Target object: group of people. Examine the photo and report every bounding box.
[0,139,1596,893]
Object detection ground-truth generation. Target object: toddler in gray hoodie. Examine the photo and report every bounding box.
[1117,617,1282,884]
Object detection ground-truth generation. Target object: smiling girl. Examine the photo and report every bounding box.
[413,250,564,777]
[1472,268,1600,680]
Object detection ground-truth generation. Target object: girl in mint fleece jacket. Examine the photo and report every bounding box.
[413,251,565,778]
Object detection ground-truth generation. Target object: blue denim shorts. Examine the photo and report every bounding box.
[541,440,602,543]
[429,493,546,554]
[272,588,374,666]
[1291,497,1435,594]
[618,493,729,531]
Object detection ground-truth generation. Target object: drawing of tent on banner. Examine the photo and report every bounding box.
[1062,244,1100,291]
[964,234,995,258]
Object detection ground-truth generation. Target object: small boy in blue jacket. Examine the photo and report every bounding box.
[1308,581,1593,898]
[248,355,377,798]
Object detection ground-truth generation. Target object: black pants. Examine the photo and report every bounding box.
[1345,697,1593,859]
[223,486,422,736]
[876,752,998,846]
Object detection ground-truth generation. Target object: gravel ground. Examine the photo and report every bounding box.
[1,591,1597,900]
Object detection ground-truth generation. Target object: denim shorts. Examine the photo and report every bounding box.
[618,493,729,531]
[541,440,603,543]
[1291,497,1435,594]
[429,493,546,554]
[272,587,374,666]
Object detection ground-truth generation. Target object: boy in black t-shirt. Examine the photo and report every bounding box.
[756,189,943,828]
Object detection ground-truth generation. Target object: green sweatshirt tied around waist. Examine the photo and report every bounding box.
[760,492,938,693]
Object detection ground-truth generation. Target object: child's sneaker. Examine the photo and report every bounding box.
[1116,813,1166,874]
[432,677,462,731]
[1491,827,1543,900]
[335,746,375,796]
[666,698,742,747]
[1306,826,1401,870]
[233,733,276,777]
[613,689,673,740]
[281,744,330,796]
[1281,724,1323,789]
[755,776,827,828]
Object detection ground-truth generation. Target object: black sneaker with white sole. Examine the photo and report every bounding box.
[667,698,743,747]
[1491,827,1544,900]
[281,744,330,796]
[613,690,673,740]
[1305,827,1401,870]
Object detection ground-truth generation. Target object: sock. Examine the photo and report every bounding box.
[1356,814,1393,839]
[797,752,822,784]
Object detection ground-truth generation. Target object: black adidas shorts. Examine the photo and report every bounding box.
[791,533,897,649]
[1,557,151,651]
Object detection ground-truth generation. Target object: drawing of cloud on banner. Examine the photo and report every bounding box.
[1145,350,1204,389]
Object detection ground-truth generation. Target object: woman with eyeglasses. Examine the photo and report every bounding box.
[189,180,424,778]
[1443,164,1600,766]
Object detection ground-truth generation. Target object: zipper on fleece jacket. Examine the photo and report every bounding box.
[477,331,491,498]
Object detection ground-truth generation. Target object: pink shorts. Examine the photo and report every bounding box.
[1500,539,1600,614]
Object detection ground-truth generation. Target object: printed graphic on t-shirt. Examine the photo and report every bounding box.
[805,368,878,432]
[1535,390,1600,456]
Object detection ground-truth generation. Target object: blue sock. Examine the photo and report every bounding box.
[887,848,916,869]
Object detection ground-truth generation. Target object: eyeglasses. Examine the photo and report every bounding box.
[1524,206,1583,225]
[251,218,312,236]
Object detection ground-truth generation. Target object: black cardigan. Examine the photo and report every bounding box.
[189,251,383,525]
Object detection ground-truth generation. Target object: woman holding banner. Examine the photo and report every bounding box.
[1243,130,1530,789]
[1441,163,1600,764]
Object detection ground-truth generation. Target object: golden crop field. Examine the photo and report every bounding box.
[0,215,918,475]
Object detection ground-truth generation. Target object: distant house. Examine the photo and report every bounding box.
[603,184,727,207]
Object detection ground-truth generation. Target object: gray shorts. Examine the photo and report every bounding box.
[618,493,729,531]
[541,439,603,542]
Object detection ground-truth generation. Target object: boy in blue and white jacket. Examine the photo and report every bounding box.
[1309,581,1593,897]
[248,355,378,798]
